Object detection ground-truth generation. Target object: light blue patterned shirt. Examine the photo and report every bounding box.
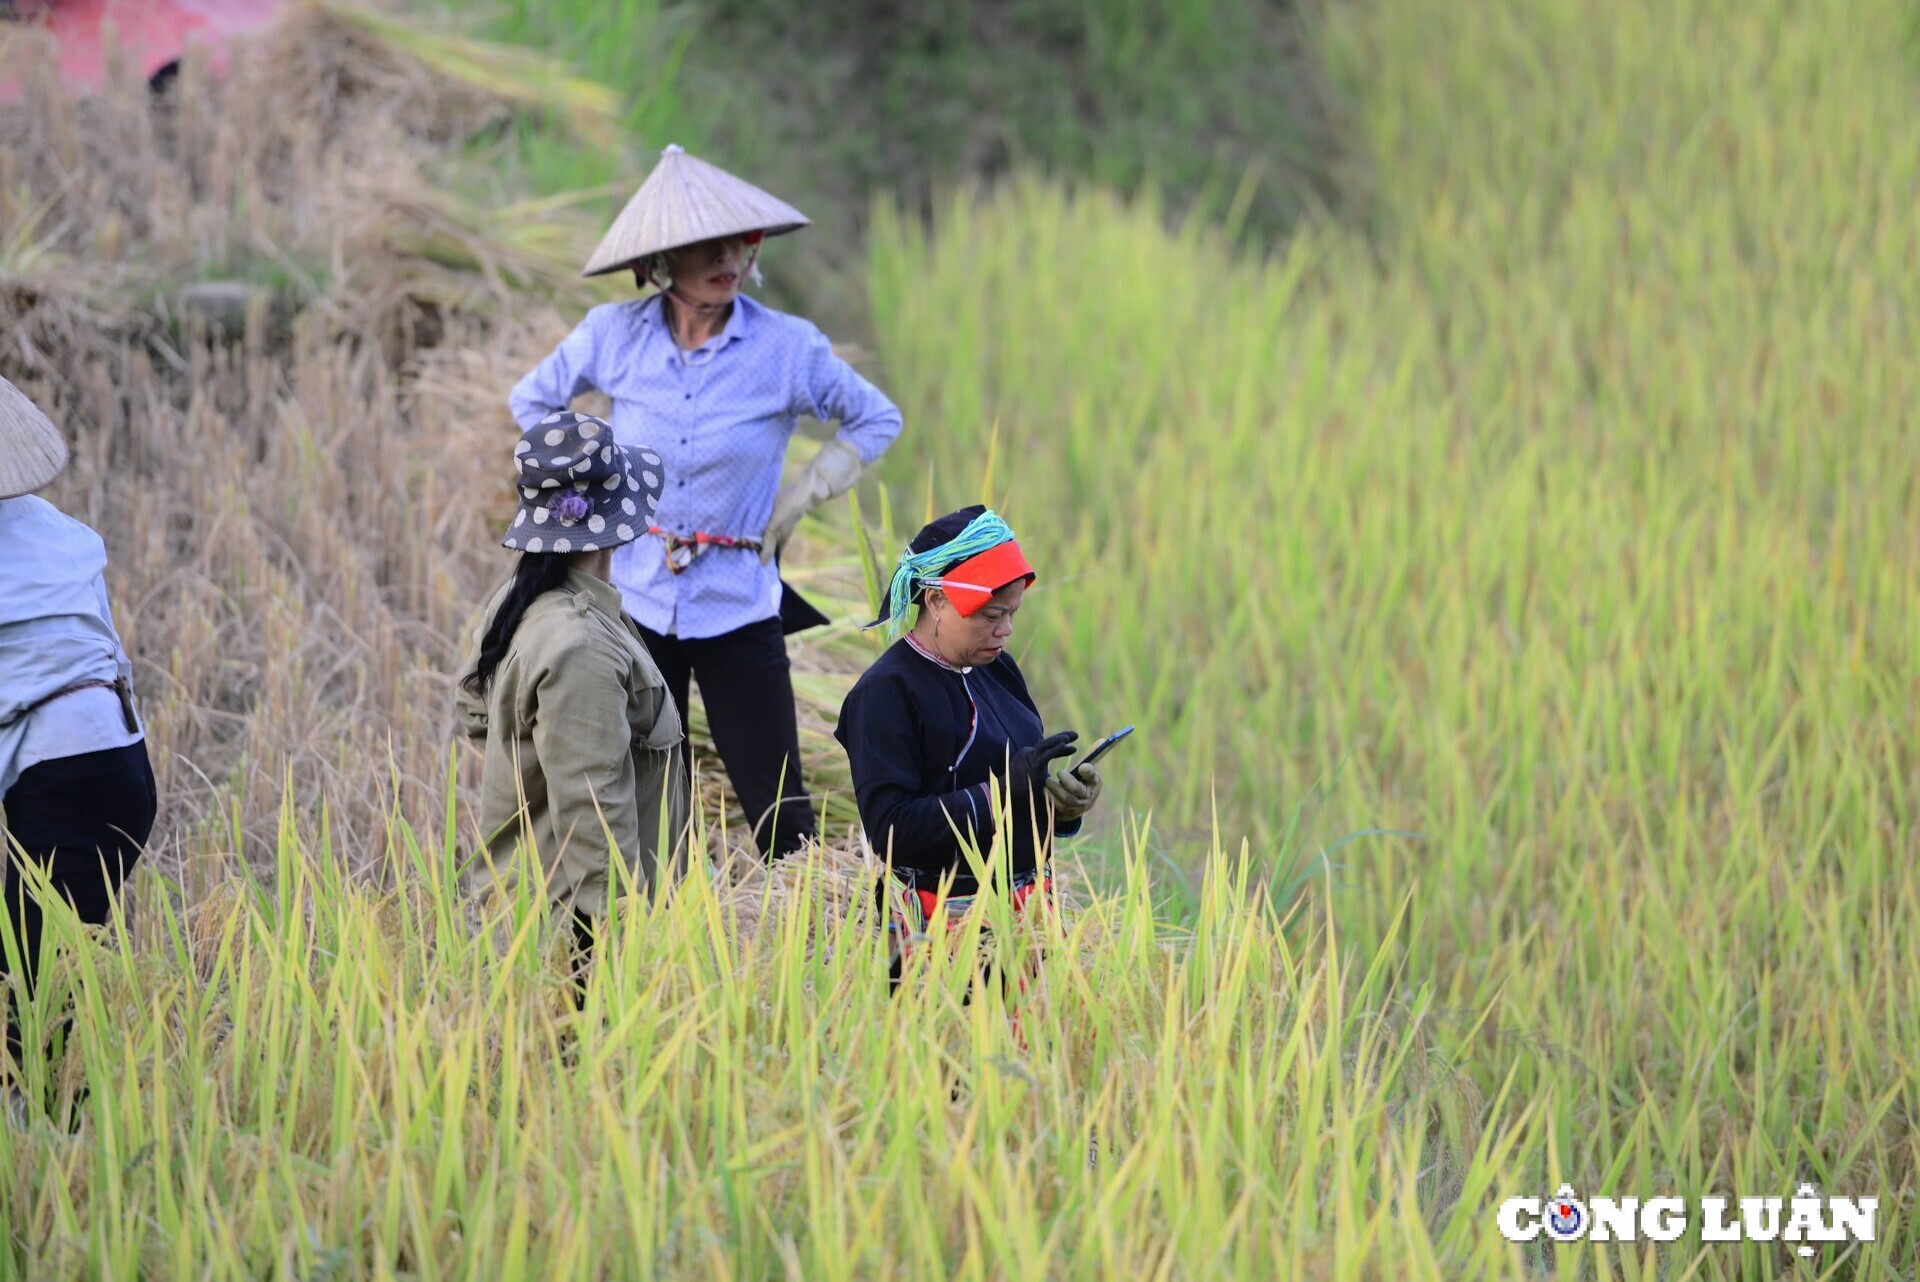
[0,496,142,798]
[509,294,903,639]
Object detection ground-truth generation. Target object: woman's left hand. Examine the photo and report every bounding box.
[761,439,866,563]
[1044,764,1102,823]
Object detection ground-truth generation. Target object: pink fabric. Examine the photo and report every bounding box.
[1,0,285,102]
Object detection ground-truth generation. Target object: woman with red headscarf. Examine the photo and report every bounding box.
[834,505,1102,985]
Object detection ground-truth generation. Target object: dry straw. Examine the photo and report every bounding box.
[0,5,880,917]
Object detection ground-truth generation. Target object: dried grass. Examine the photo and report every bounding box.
[0,4,887,916]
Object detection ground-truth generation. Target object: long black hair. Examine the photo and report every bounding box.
[461,552,573,697]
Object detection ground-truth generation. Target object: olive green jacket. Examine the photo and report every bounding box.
[455,570,687,915]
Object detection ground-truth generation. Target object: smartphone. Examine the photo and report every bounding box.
[1072,725,1135,772]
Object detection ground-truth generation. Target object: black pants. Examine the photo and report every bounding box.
[2,740,157,1073]
[638,617,816,859]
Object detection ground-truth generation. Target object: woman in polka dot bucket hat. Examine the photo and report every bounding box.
[503,409,664,554]
[456,410,685,996]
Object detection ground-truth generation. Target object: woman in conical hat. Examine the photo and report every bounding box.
[0,375,157,1123]
[510,145,904,863]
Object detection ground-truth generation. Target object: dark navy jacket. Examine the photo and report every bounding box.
[835,638,1079,895]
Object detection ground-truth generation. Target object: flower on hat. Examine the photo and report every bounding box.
[549,491,592,525]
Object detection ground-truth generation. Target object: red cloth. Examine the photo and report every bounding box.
[934,541,1036,616]
[889,875,1053,1050]
[883,871,1052,1044]
[1,0,284,103]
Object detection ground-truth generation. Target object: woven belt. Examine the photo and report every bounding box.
[648,525,763,575]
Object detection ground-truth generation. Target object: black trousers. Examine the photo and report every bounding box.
[2,740,157,1072]
[637,617,816,859]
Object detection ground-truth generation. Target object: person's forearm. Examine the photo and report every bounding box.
[808,340,903,466]
[508,375,566,429]
[863,786,997,871]
[509,320,600,429]
[834,400,903,465]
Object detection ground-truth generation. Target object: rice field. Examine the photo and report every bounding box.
[1,0,1916,1277]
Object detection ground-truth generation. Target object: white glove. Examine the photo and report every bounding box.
[761,439,865,563]
[1044,764,1102,824]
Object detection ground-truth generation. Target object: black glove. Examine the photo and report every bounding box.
[1005,731,1078,802]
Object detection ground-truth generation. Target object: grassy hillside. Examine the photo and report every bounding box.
[866,0,1920,1268]
[444,0,1348,331]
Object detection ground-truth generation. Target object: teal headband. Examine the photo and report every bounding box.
[868,509,1018,642]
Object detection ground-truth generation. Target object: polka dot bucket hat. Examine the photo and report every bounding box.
[503,410,664,554]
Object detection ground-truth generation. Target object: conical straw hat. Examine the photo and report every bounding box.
[0,375,68,499]
[581,144,810,278]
